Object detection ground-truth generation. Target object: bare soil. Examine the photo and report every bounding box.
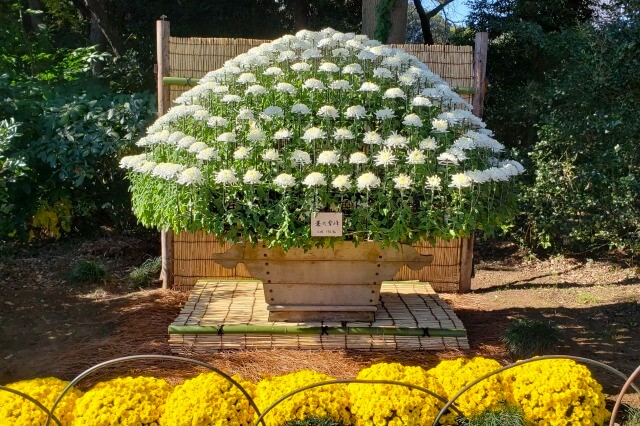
[1,234,638,408]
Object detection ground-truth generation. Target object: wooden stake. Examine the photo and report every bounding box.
[458,233,474,293]
[156,18,173,289]
[472,32,488,118]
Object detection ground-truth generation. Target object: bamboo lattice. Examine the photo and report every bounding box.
[168,36,475,292]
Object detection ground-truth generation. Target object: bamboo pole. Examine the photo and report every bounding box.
[157,18,173,290]
[168,324,467,337]
[472,32,488,118]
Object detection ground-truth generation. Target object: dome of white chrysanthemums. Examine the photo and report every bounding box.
[122,28,524,248]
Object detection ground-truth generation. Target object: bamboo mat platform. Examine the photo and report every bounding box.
[169,280,469,352]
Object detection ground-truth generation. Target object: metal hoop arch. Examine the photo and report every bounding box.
[253,378,462,426]
[433,355,640,425]
[46,354,265,426]
[609,364,640,426]
[0,385,62,426]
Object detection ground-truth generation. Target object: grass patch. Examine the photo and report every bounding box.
[501,318,562,359]
[626,405,640,426]
[128,257,162,287]
[71,258,107,284]
[459,406,527,426]
[284,418,345,426]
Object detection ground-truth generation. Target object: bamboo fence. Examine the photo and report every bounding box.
[160,23,483,293]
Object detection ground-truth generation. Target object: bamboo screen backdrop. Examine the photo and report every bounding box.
[167,36,475,293]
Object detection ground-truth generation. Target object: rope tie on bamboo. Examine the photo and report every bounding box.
[217,325,224,336]
[320,326,329,336]
[185,76,193,86]
[422,327,431,337]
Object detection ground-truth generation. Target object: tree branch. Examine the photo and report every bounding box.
[412,0,455,45]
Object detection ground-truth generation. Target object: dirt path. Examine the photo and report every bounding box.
[1,236,638,406]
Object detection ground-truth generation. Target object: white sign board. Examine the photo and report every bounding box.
[311,212,343,237]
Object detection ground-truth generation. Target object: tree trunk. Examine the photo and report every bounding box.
[293,0,309,30]
[412,0,455,45]
[70,0,123,57]
[362,0,408,43]
[26,0,44,30]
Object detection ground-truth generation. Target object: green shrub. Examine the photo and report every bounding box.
[459,405,527,426]
[501,318,562,359]
[128,257,162,287]
[284,418,345,426]
[71,258,107,283]
[626,406,640,426]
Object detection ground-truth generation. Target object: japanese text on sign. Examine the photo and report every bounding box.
[311,212,343,237]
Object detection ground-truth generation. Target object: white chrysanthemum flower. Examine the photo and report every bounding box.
[342,63,363,75]
[263,66,284,76]
[332,174,351,191]
[358,82,380,93]
[403,113,423,127]
[318,62,339,72]
[317,38,336,49]
[136,161,157,174]
[333,128,355,140]
[384,132,408,148]
[217,132,236,143]
[245,84,267,96]
[237,72,257,84]
[197,148,219,161]
[193,109,210,121]
[332,47,349,58]
[357,50,377,61]
[356,172,381,191]
[119,154,146,170]
[419,137,438,150]
[275,82,297,94]
[273,173,296,189]
[188,142,208,153]
[383,87,406,99]
[317,150,340,165]
[393,174,413,190]
[233,146,250,160]
[345,105,366,119]
[152,163,185,180]
[243,169,263,185]
[431,118,449,133]
[247,128,267,142]
[302,78,325,90]
[291,104,312,115]
[215,169,238,185]
[346,39,363,50]
[207,116,229,128]
[236,107,254,120]
[177,167,204,186]
[453,137,475,150]
[375,108,395,120]
[302,127,326,141]
[374,148,397,167]
[167,131,186,145]
[449,148,468,161]
[221,94,242,104]
[272,129,292,140]
[381,55,402,69]
[262,106,284,119]
[301,47,322,60]
[278,50,296,61]
[500,160,526,174]
[178,136,197,149]
[425,175,442,190]
[487,167,510,182]
[373,67,393,79]
[412,96,432,107]
[406,149,426,165]
[291,62,312,72]
[302,172,327,187]
[329,80,352,90]
[437,152,459,165]
[262,148,280,162]
[291,150,312,166]
[467,169,490,184]
[317,105,339,119]
[363,131,383,145]
[349,152,368,164]
[450,173,472,188]
[398,73,417,86]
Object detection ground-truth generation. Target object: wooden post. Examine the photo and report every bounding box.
[458,234,474,293]
[472,32,488,118]
[156,18,173,290]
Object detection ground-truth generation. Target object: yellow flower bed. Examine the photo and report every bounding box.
[160,372,256,425]
[348,363,445,426]
[254,370,353,426]
[72,376,172,426]
[505,359,609,425]
[428,357,508,422]
[0,377,82,426]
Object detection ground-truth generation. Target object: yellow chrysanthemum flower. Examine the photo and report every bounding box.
[161,372,256,425]
[0,377,82,426]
